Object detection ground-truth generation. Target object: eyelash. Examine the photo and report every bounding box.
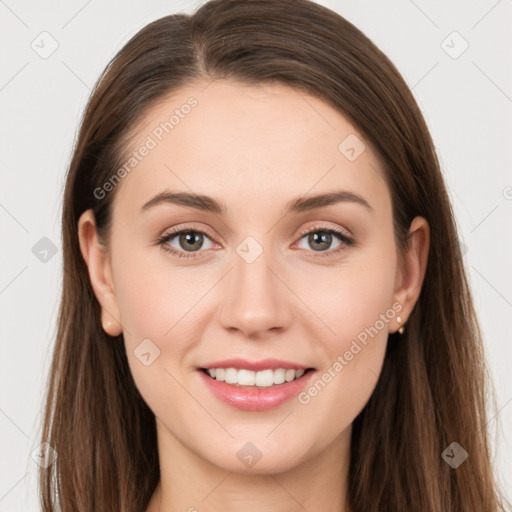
[156,224,355,260]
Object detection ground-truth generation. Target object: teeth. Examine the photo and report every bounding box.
[273,368,285,384]
[225,367,238,384]
[256,369,273,387]
[238,369,256,386]
[205,367,308,387]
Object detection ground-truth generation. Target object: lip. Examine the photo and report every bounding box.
[198,358,312,372]
[197,367,316,411]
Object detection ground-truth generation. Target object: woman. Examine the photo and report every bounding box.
[38,0,510,510]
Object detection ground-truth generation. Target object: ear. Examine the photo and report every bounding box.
[77,209,123,336]
[391,216,430,333]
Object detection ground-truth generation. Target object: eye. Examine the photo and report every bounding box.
[294,224,354,258]
[156,223,355,260]
[157,228,216,258]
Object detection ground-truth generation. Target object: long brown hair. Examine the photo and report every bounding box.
[38,0,510,510]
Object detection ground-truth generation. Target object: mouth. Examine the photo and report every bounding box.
[199,367,315,389]
[197,365,316,411]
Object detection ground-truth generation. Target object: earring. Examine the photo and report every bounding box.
[103,319,112,333]
[397,316,405,335]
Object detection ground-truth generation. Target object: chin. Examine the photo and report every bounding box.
[202,437,310,475]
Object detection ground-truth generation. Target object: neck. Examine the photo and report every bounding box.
[146,420,352,512]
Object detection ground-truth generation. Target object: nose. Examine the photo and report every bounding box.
[218,247,293,338]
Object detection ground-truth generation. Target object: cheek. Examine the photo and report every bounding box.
[112,244,200,340]
[110,246,219,400]
[292,280,393,446]
[296,252,397,352]
[111,252,201,414]
[293,251,396,409]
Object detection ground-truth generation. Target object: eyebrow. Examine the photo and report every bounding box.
[140,189,373,215]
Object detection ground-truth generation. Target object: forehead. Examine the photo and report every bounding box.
[113,79,389,218]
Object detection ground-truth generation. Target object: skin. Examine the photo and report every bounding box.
[78,80,429,512]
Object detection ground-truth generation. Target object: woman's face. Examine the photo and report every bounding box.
[81,80,425,474]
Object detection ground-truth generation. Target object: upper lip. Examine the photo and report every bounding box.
[199,358,313,371]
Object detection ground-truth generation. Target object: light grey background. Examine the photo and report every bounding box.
[1,0,511,509]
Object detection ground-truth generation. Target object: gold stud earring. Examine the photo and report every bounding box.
[397,316,405,335]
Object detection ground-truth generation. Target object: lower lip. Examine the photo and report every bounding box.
[198,369,315,411]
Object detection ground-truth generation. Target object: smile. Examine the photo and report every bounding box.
[197,367,316,411]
